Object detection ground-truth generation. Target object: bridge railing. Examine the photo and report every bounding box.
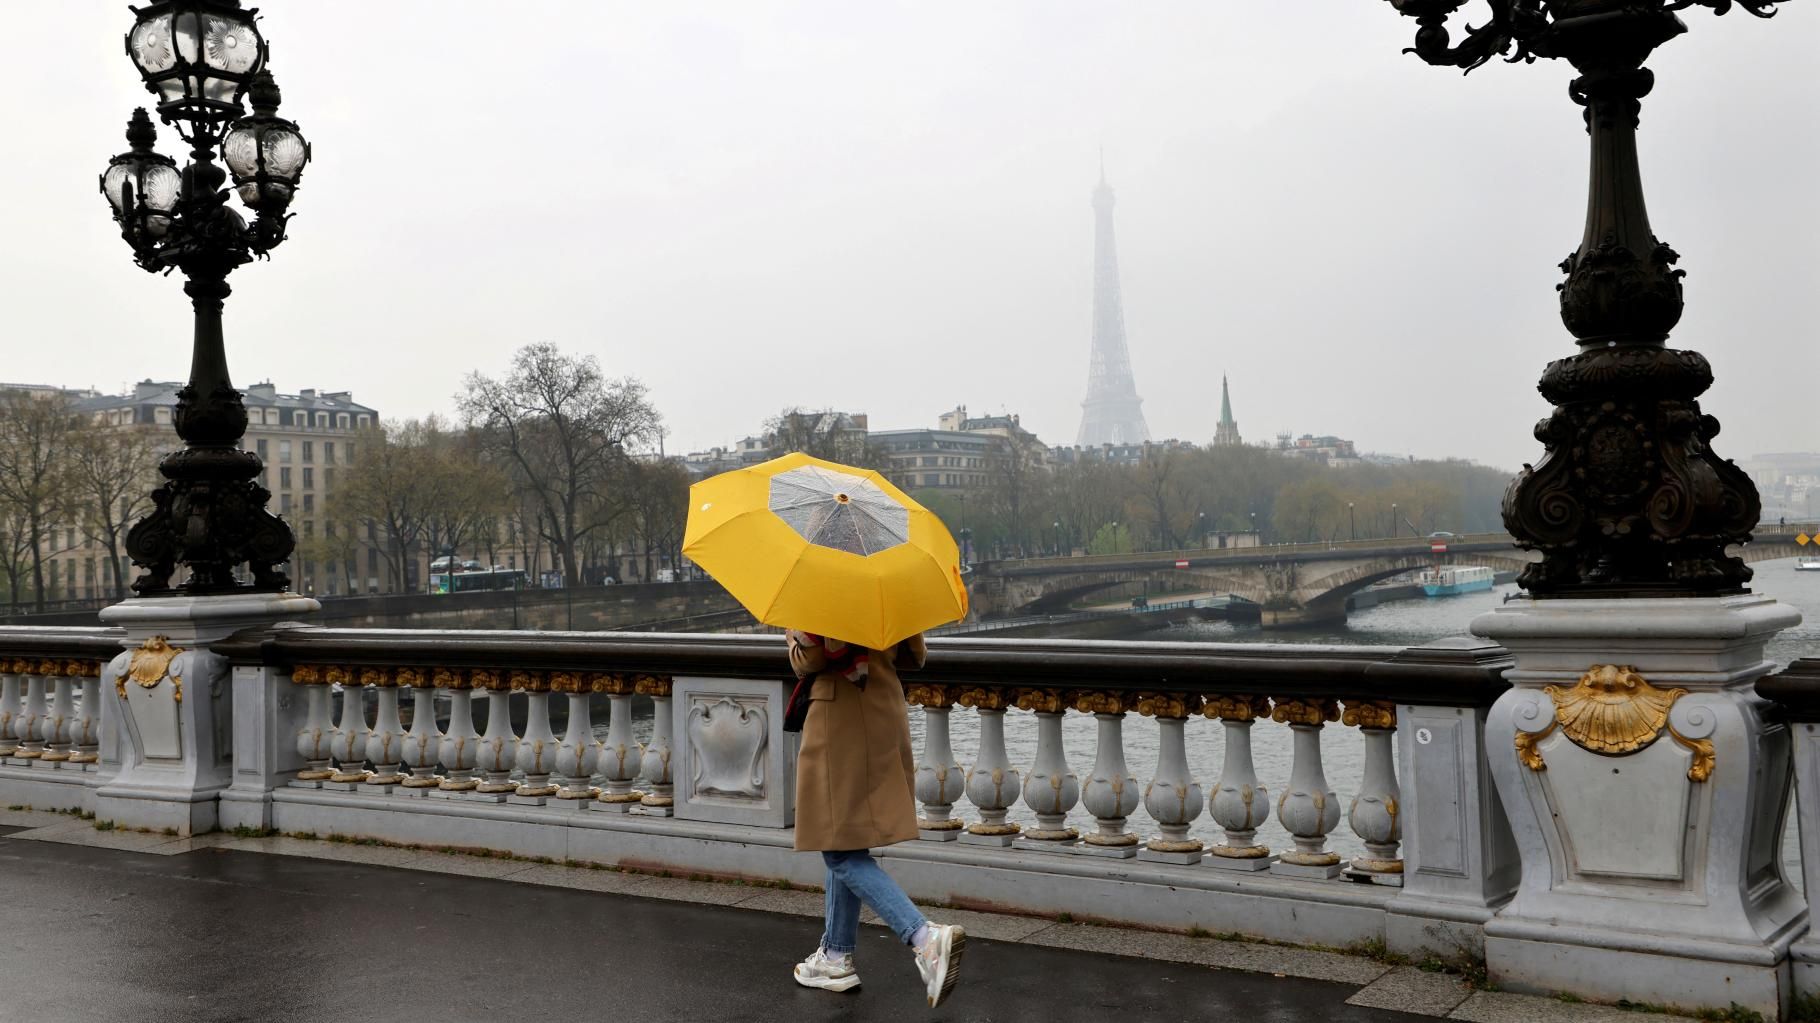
[0,622,1526,953]
[991,531,1518,571]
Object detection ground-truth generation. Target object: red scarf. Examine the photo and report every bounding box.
[790,631,870,689]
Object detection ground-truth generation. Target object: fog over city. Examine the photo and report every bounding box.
[4,2,1815,468]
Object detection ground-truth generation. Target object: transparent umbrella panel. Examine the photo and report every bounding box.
[768,464,909,557]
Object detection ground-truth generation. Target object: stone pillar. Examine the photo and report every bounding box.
[958,687,1020,847]
[0,661,22,757]
[551,672,601,804]
[397,671,443,792]
[69,665,103,766]
[674,676,794,828]
[220,658,310,831]
[1342,700,1402,884]
[907,685,964,840]
[1015,688,1079,849]
[590,674,643,812]
[1473,595,1802,1015]
[95,593,319,836]
[1374,638,1517,958]
[1204,695,1273,870]
[1270,698,1342,879]
[363,670,408,789]
[1071,691,1140,858]
[636,675,675,816]
[512,672,558,805]
[435,669,481,794]
[290,667,335,783]
[1136,692,1205,865]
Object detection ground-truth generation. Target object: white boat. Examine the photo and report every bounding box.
[1798,557,1820,573]
[1422,565,1495,597]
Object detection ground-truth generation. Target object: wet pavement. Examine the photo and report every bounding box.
[0,835,1430,1023]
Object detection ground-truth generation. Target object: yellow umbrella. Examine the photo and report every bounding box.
[683,452,968,649]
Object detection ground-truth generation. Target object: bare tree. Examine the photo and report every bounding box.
[460,344,662,588]
[764,408,875,466]
[625,459,691,582]
[67,422,159,602]
[325,420,440,592]
[0,390,80,609]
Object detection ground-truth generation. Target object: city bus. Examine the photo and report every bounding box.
[429,567,528,594]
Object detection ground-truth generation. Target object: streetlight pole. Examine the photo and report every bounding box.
[1391,503,1398,539]
[1387,0,1761,594]
[104,2,312,596]
[1349,502,1356,542]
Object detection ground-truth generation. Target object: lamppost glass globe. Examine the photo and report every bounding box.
[223,70,310,211]
[126,1,266,135]
[100,108,180,239]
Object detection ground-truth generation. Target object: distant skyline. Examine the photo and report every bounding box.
[3,3,1815,472]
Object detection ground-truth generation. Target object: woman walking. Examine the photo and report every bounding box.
[787,629,965,1008]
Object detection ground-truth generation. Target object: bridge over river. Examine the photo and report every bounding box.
[968,530,1812,628]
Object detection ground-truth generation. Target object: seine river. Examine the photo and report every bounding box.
[910,560,1820,866]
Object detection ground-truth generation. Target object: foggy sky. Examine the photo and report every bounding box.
[5,2,1816,471]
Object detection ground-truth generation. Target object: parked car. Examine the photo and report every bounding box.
[1428,531,1456,538]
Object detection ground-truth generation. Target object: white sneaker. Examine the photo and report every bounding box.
[913,923,967,1008]
[793,947,861,992]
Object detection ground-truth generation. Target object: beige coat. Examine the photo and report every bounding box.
[791,635,926,852]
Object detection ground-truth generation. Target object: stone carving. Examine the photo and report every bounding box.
[117,636,183,702]
[1545,664,1684,756]
[685,695,769,800]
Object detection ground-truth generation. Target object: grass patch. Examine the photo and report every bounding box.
[93,819,115,832]
[1694,1005,1766,1023]
[1055,912,1074,924]
[229,825,276,839]
[1789,992,1820,1023]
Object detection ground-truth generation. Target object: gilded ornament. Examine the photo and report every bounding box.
[902,684,954,709]
[1134,692,1200,720]
[469,668,503,690]
[1667,724,1716,783]
[1342,700,1398,730]
[38,659,62,677]
[955,686,1009,712]
[1202,695,1270,722]
[324,666,353,686]
[1272,698,1340,727]
[633,674,672,697]
[548,671,583,694]
[64,659,89,678]
[1514,721,1556,771]
[1070,690,1128,715]
[431,667,461,689]
[1545,664,1686,755]
[125,636,181,688]
[509,670,546,692]
[291,665,324,685]
[357,667,392,687]
[588,673,630,694]
[1013,688,1066,714]
[395,667,427,688]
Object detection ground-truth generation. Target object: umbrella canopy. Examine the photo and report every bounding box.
[683,452,967,649]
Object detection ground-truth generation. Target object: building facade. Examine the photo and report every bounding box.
[874,406,1048,491]
[42,380,384,601]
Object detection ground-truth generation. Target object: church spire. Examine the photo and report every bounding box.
[1214,375,1242,448]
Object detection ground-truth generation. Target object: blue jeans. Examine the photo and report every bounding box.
[819,850,927,954]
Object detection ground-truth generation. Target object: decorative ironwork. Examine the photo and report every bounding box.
[1386,0,1772,597]
[105,2,311,597]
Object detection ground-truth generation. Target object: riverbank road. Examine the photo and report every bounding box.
[0,809,1698,1023]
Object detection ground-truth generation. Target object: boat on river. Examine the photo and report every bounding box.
[1798,556,1820,572]
[1421,565,1495,597]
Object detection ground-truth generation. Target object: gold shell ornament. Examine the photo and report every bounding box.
[117,636,183,703]
[1546,664,1685,755]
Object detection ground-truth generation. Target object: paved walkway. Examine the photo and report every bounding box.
[0,810,1693,1023]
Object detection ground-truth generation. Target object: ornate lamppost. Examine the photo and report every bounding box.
[101,1,311,595]
[1383,3,1802,1011]
[1385,0,1767,592]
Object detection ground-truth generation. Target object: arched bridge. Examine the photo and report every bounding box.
[967,531,1811,629]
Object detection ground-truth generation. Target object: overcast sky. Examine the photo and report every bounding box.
[6,2,1815,470]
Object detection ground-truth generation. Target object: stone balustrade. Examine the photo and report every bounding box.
[9,620,1820,1012]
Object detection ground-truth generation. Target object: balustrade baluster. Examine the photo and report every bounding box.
[436,669,481,793]
[0,659,24,758]
[590,674,642,812]
[1015,688,1079,849]
[291,666,334,784]
[471,670,518,800]
[551,672,600,804]
[14,662,49,761]
[1271,699,1343,879]
[513,672,558,804]
[1342,700,1403,885]
[1204,695,1274,870]
[636,675,674,816]
[1070,692,1140,857]
[907,684,964,840]
[40,663,74,764]
[397,669,442,792]
[959,687,1020,846]
[1137,693,1205,864]
[326,668,371,786]
[364,669,407,789]
[68,661,100,766]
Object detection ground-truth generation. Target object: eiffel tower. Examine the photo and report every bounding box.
[1076,163,1151,447]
